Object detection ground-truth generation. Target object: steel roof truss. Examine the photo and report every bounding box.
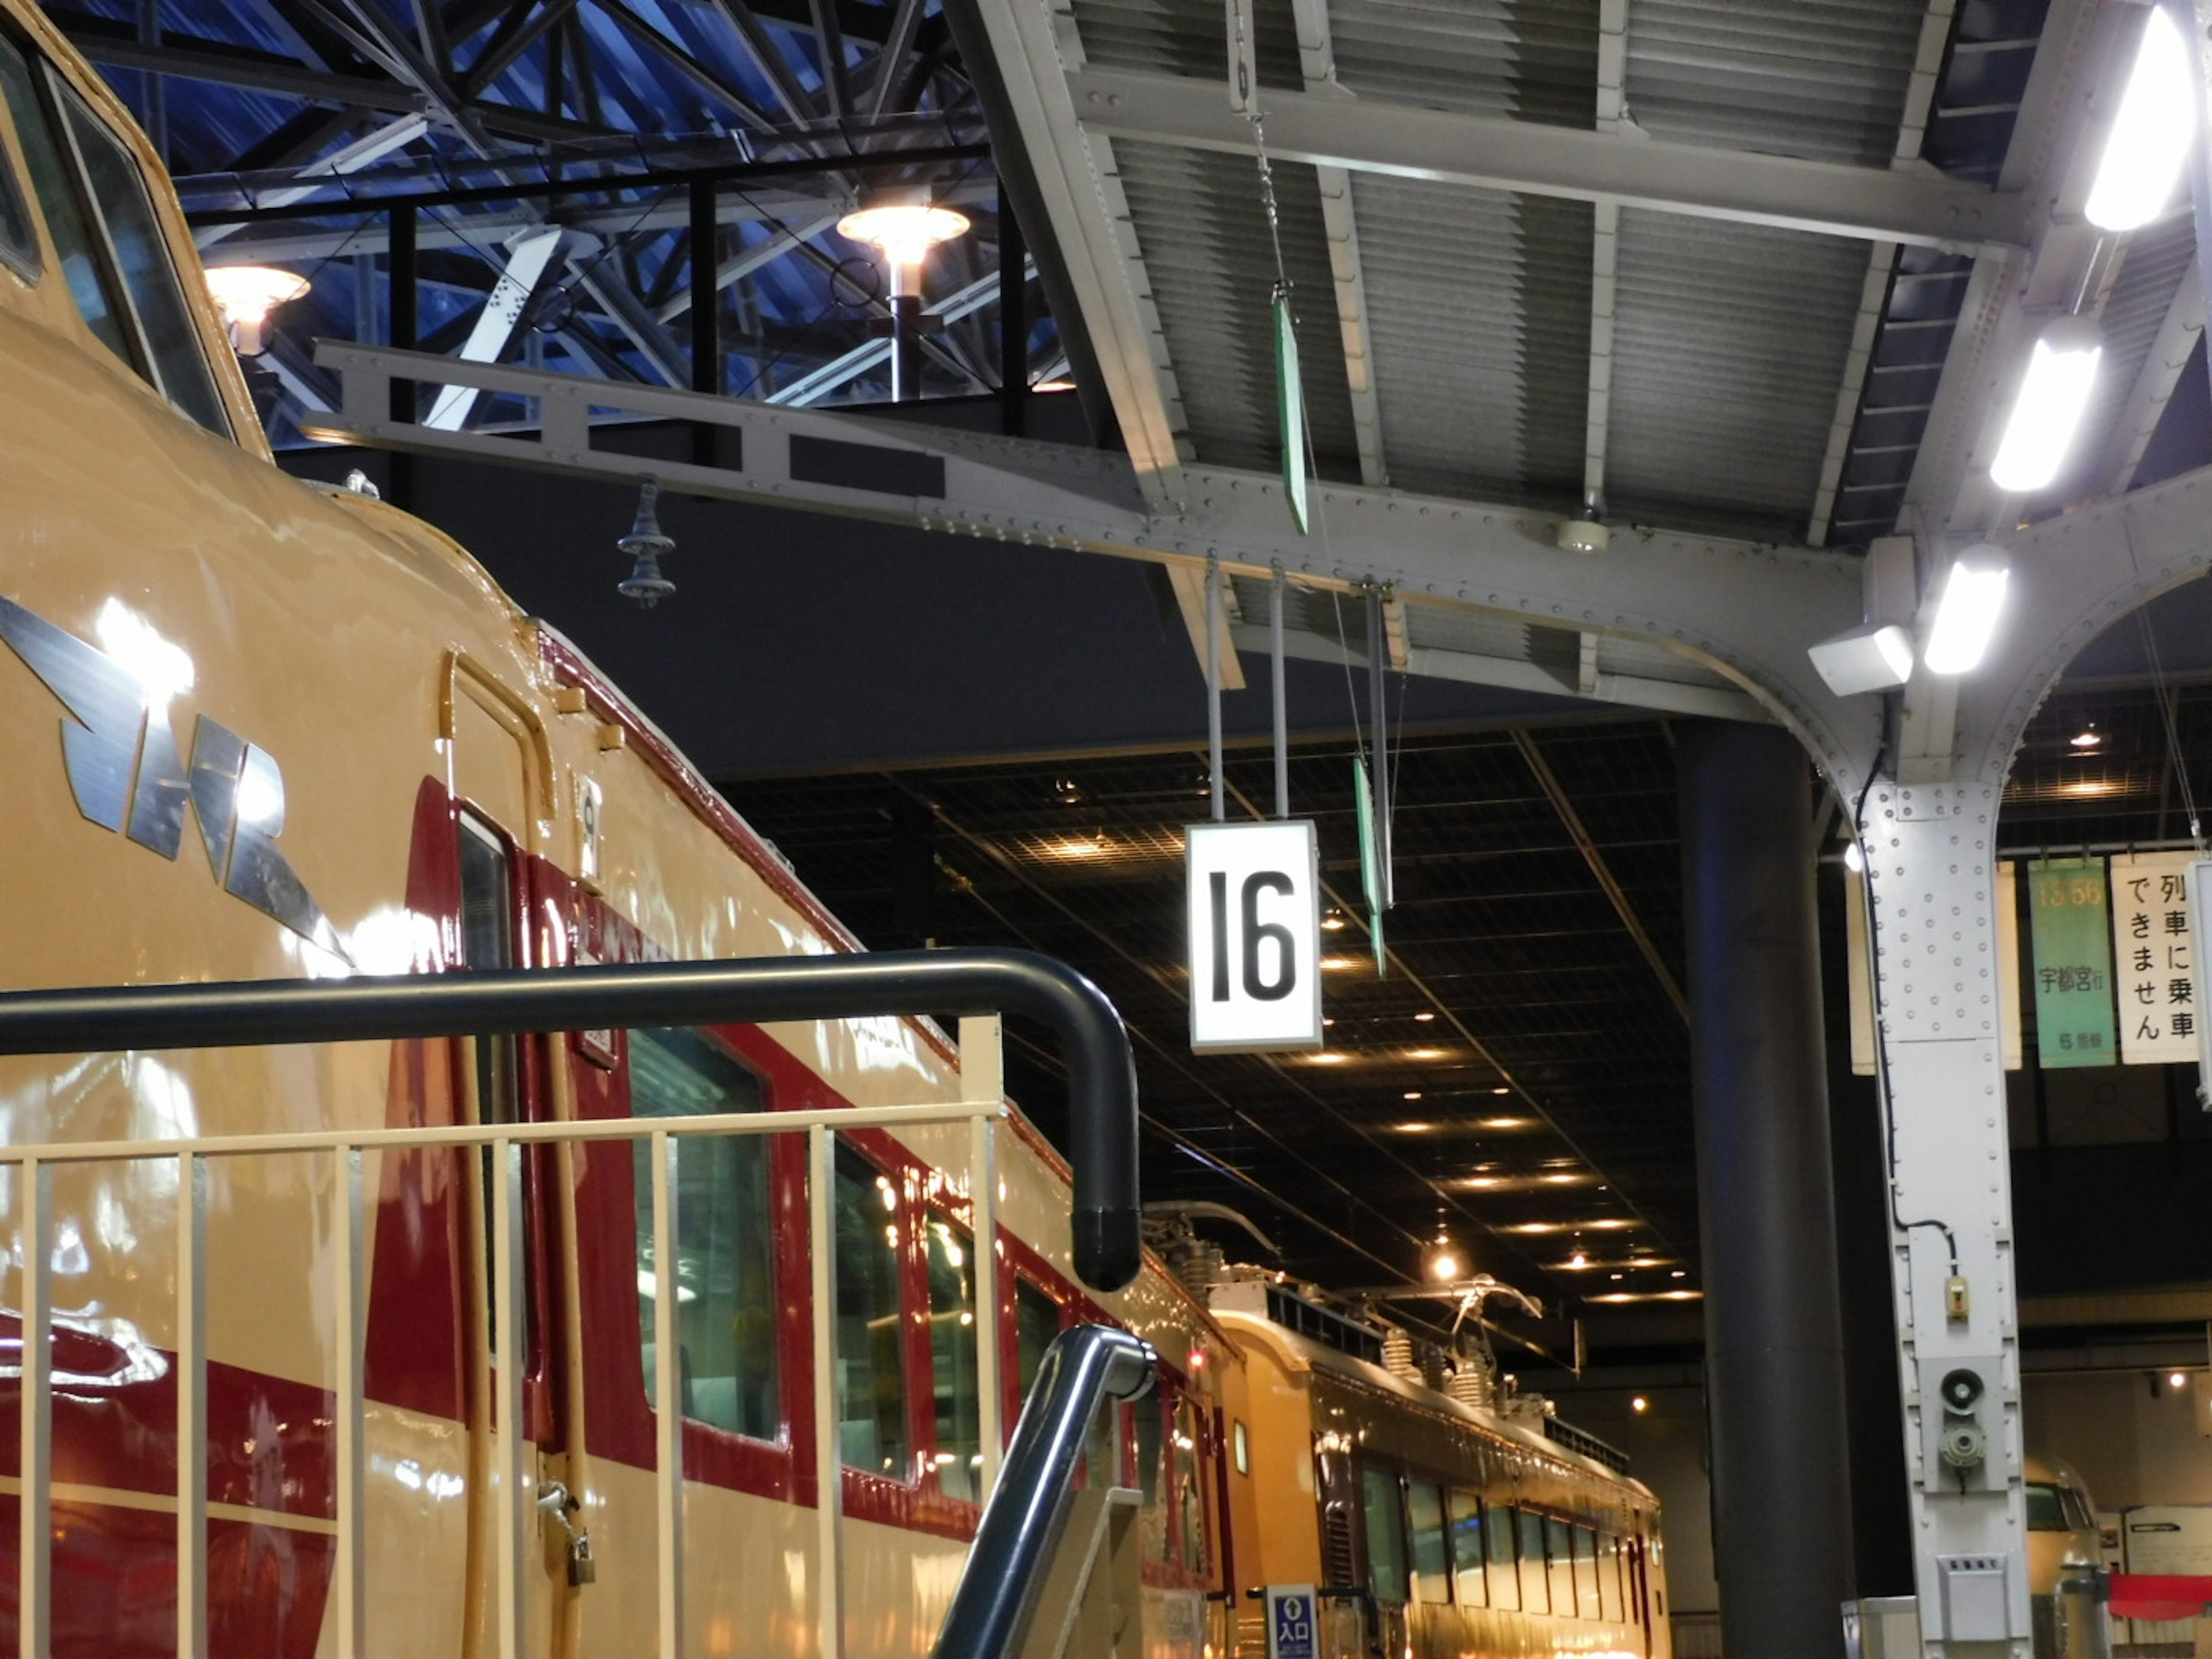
[1064,66,2033,255]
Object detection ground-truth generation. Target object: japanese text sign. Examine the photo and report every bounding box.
[2029,858,2116,1069]
[2109,851,2196,1063]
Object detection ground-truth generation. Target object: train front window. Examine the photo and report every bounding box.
[1361,1467,1408,1604]
[50,77,229,436]
[629,1026,777,1442]
[0,35,119,355]
[925,1217,981,1503]
[832,1149,910,1480]
[2027,1483,2067,1529]
[1407,1480,1450,1603]
[0,36,36,281]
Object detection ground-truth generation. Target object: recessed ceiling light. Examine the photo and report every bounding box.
[2061,780,2115,797]
[1320,956,1361,972]
[1478,1116,1532,1130]
[1462,1176,1500,1189]
[1321,912,1346,931]
[2070,728,2102,750]
[1503,1221,1563,1236]
[1392,1121,1435,1134]
[1403,1089,1423,1101]
[1671,1270,1686,1279]
[1491,1086,1512,1097]
[1306,1052,1349,1065]
[1586,1218,1633,1230]
[1413,1011,1435,1022]
[1050,836,1105,858]
[1406,1047,1448,1060]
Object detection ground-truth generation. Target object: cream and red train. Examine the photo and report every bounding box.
[0,4,1666,1653]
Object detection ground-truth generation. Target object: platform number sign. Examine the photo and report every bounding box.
[1186,821,1321,1052]
[1266,1586,1319,1659]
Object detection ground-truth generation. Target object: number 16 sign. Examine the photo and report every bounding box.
[1186,820,1323,1052]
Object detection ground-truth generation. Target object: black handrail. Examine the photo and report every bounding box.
[0,949,1143,1291]
[931,1325,1156,1659]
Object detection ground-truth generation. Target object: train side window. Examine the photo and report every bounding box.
[1136,1395,1168,1561]
[1545,1516,1574,1616]
[1572,1524,1600,1618]
[457,815,529,1361]
[1014,1277,1059,1400]
[1360,1467,1408,1605]
[1486,1503,1520,1612]
[925,1216,981,1503]
[0,37,36,280]
[1407,1480,1450,1604]
[1447,1489,1487,1607]
[1233,1419,1249,1477]
[1598,1531,1623,1624]
[833,1147,911,1480]
[1516,1509,1548,1613]
[0,34,119,353]
[1174,1394,1206,1574]
[628,1027,777,1442]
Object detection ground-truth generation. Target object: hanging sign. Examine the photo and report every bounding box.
[1266,1586,1319,1659]
[2109,852,2197,1063]
[1274,289,1310,534]
[2028,858,2118,1068]
[1354,757,1384,976]
[1187,820,1322,1052]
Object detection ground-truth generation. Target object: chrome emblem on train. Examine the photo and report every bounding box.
[0,595,346,958]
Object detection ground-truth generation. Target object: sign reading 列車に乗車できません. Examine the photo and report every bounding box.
[1186,821,1321,1053]
[2109,851,2196,1063]
[2029,858,2117,1068]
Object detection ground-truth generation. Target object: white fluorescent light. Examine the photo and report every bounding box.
[1989,319,2102,494]
[1922,545,2011,676]
[2085,7,2195,232]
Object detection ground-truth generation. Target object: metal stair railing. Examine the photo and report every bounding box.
[0,949,1141,1659]
[931,1324,1158,1659]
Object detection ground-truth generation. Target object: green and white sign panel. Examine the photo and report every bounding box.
[2028,858,2117,1068]
[1186,820,1322,1052]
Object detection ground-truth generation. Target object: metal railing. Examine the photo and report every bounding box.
[930,1325,1156,1659]
[0,950,1141,1659]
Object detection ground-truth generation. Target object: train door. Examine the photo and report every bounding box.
[449,659,574,1659]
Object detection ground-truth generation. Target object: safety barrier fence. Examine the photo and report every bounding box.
[0,951,1142,1659]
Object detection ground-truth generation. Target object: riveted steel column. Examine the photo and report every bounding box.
[1678,722,1853,1659]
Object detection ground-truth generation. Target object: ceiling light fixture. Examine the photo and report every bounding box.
[1405,1047,1448,1061]
[2085,6,2194,232]
[1989,319,2103,494]
[1403,1090,1423,1101]
[1631,1396,1649,1414]
[1305,1051,1349,1065]
[1413,1010,1435,1022]
[1922,544,2011,675]
[836,198,970,275]
[1321,912,1347,931]
[2070,727,2102,751]
[204,264,310,355]
[1478,1115,1531,1130]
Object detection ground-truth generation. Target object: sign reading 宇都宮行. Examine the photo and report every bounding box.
[2028,857,2116,1068]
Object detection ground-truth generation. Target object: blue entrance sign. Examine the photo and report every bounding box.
[1266,1585,1318,1659]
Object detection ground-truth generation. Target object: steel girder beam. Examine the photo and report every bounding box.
[194,113,430,249]
[960,0,1192,507]
[766,265,1027,404]
[1289,0,1384,489]
[2094,257,2203,494]
[1063,66,2033,254]
[1581,0,1626,506]
[308,340,1872,743]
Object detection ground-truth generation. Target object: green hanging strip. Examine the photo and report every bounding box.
[1274,287,1309,535]
[1355,756,1385,976]
[2028,857,2118,1068]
